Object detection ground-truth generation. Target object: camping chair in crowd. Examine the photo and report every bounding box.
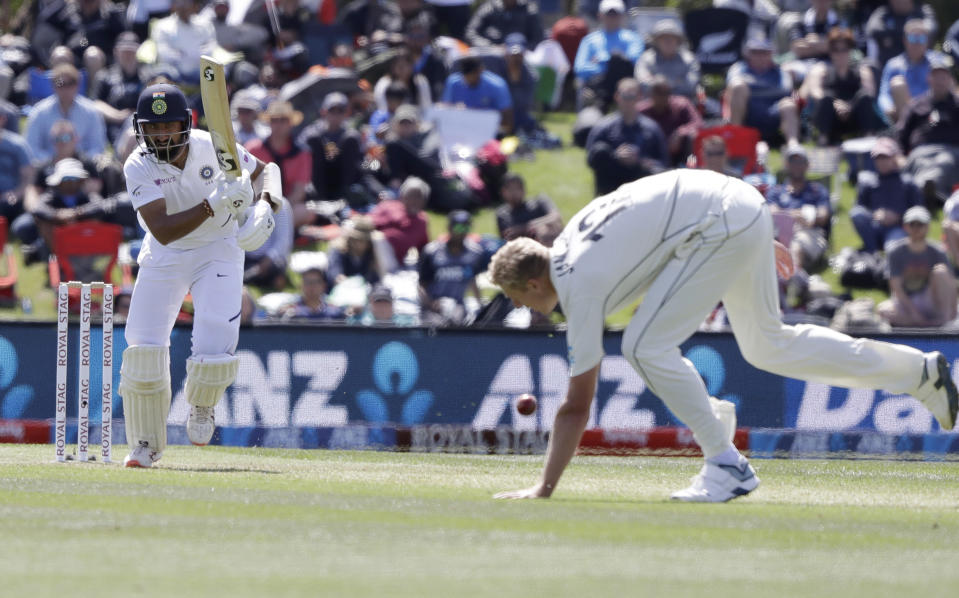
[0,216,19,307]
[692,124,763,176]
[48,221,124,293]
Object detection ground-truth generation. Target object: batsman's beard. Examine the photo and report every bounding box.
[148,133,186,163]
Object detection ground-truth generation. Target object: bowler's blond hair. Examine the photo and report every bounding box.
[489,237,550,290]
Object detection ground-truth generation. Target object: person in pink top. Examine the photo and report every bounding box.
[370,176,430,264]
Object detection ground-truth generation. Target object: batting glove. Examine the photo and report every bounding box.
[207,170,254,218]
[236,199,275,251]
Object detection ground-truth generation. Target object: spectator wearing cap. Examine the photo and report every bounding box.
[231,91,270,146]
[441,56,514,136]
[297,92,374,217]
[370,175,430,263]
[326,214,395,287]
[465,0,544,49]
[246,101,312,227]
[282,266,346,321]
[503,33,540,135]
[383,104,445,195]
[150,0,217,84]
[495,172,562,246]
[726,37,799,147]
[25,64,108,163]
[850,137,921,253]
[349,283,417,326]
[897,55,959,204]
[0,108,34,225]
[637,75,702,167]
[418,210,487,325]
[243,198,295,292]
[19,158,110,264]
[90,32,147,146]
[586,77,667,196]
[573,0,644,111]
[373,47,433,113]
[865,0,938,68]
[634,19,700,100]
[879,206,957,327]
[764,145,832,272]
[801,27,883,146]
[878,19,945,121]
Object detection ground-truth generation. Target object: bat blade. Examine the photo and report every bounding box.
[200,55,242,179]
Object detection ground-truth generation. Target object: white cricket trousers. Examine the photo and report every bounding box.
[620,178,926,459]
[124,238,244,357]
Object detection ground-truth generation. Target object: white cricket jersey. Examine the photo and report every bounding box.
[123,129,256,251]
[550,170,761,376]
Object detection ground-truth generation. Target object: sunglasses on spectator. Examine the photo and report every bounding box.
[326,106,345,114]
[829,45,852,53]
[451,223,471,234]
[56,79,78,88]
[53,133,74,143]
[705,150,726,157]
[906,33,928,44]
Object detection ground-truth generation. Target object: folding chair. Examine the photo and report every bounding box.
[693,124,763,176]
[48,221,124,288]
[0,216,19,307]
[805,146,843,210]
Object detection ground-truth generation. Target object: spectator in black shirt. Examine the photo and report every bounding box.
[404,13,448,102]
[68,0,127,58]
[585,77,667,195]
[495,173,563,246]
[90,32,146,146]
[898,55,959,203]
[298,92,369,208]
[465,0,544,49]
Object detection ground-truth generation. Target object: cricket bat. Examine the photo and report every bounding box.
[200,55,278,212]
[199,55,242,180]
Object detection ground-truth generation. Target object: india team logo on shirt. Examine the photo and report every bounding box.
[199,165,215,180]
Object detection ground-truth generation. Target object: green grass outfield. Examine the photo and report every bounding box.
[2,445,958,597]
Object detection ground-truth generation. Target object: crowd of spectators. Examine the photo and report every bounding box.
[2,0,959,331]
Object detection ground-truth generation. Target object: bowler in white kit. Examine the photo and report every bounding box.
[490,169,958,502]
[120,83,279,467]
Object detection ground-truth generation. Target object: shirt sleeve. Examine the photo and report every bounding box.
[564,294,606,377]
[123,158,165,210]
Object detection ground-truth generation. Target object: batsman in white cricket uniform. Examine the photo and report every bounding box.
[120,83,281,467]
[490,169,958,502]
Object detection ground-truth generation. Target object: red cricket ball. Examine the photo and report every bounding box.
[516,393,537,416]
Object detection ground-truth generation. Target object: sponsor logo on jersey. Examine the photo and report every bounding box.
[153,176,176,185]
[200,165,215,180]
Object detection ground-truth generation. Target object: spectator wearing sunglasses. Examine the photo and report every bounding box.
[418,209,488,326]
[865,0,938,69]
[878,19,946,122]
[24,64,107,163]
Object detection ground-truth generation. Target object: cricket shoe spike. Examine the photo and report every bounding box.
[187,405,216,446]
[915,352,958,430]
[124,444,161,468]
[670,460,760,503]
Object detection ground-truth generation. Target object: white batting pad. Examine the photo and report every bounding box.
[119,345,172,452]
[185,354,240,408]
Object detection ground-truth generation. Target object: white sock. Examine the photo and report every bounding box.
[707,446,744,466]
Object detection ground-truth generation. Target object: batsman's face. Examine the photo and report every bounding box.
[142,120,186,143]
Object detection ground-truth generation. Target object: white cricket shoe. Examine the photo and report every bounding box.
[123,444,161,468]
[671,460,760,503]
[187,405,216,446]
[915,352,958,431]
